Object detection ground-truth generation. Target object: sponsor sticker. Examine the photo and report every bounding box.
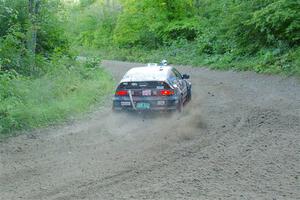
[121,102,131,106]
[142,89,152,96]
[157,101,165,106]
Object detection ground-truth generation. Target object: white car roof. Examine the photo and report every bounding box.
[120,66,173,82]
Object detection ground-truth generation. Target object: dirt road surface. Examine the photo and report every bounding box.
[1,61,299,200]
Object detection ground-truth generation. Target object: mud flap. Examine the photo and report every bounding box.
[128,90,136,110]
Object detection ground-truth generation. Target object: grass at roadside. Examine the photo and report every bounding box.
[0,56,114,136]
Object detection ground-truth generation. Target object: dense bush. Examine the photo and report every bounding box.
[70,0,299,75]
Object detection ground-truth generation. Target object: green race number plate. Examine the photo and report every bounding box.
[136,102,150,109]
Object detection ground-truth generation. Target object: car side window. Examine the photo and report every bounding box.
[169,74,176,83]
[167,71,178,87]
[172,68,182,79]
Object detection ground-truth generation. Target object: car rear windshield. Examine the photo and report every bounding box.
[117,81,171,90]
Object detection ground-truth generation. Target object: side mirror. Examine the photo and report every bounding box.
[182,74,190,79]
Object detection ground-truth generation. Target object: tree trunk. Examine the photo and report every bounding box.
[27,0,40,74]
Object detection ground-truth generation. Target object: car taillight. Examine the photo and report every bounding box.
[160,89,174,96]
[116,90,128,96]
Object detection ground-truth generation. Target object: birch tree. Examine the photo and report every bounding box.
[27,0,40,71]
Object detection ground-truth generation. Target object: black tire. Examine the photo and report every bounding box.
[177,98,184,112]
[187,88,192,102]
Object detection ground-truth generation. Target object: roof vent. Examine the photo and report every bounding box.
[160,59,168,66]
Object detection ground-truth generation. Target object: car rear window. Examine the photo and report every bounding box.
[117,81,171,90]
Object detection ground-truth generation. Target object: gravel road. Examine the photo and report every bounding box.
[1,60,299,200]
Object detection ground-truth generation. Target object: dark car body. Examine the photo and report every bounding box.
[112,65,191,112]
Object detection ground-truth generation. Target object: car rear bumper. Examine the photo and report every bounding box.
[112,96,179,111]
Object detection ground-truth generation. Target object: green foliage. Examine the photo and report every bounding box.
[162,18,199,42]
[79,0,97,7]
[66,0,118,48]
[0,0,70,75]
[37,0,70,55]
[113,0,197,46]
[249,0,300,46]
[0,0,28,37]
[0,28,27,73]
[195,0,300,54]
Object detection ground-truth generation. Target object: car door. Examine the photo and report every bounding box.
[172,68,188,98]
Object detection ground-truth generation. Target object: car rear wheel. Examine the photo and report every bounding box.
[187,88,192,102]
[177,98,184,112]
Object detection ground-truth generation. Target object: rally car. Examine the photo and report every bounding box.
[112,61,191,112]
